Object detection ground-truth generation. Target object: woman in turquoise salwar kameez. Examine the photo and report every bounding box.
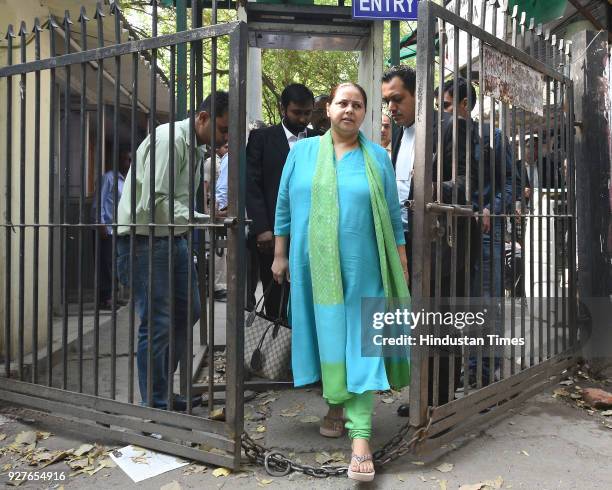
[272,83,410,482]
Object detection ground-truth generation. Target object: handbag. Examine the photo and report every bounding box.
[244,282,292,381]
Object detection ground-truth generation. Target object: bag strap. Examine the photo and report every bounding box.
[252,281,276,314]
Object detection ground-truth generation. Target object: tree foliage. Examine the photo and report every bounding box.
[119,2,417,124]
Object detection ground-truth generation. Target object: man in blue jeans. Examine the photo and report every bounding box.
[116,92,230,410]
[440,78,521,386]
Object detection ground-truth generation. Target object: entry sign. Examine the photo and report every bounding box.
[352,0,418,21]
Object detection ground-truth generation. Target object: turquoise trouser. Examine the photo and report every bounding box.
[332,391,374,440]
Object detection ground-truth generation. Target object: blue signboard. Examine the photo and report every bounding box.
[352,0,419,21]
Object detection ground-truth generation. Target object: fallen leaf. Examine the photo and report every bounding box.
[397,474,406,482]
[299,416,320,423]
[160,481,182,490]
[601,410,612,416]
[15,431,37,445]
[559,379,574,386]
[329,451,345,463]
[7,479,24,487]
[436,463,454,473]
[0,434,6,441]
[74,443,94,457]
[250,433,265,440]
[37,432,51,440]
[570,393,582,400]
[521,450,529,456]
[419,475,427,482]
[261,398,277,406]
[209,408,225,421]
[212,467,231,477]
[315,452,332,465]
[439,480,448,490]
[381,397,395,404]
[411,461,425,465]
[256,476,273,485]
[40,450,70,468]
[255,426,266,433]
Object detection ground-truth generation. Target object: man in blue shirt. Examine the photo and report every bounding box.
[93,146,131,310]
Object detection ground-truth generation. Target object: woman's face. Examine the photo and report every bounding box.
[327,85,366,137]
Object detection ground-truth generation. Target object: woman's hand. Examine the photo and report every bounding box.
[271,256,290,284]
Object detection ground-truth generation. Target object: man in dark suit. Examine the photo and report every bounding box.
[383,66,478,415]
[246,83,315,318]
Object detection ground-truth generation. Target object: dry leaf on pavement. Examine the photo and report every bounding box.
[521,450,529,456]
[15,431,37,445]
[73,444,94,457]
[212,467,232,477]
[381,397,395,404]
[601,410,612,416]
[250,433,265,440]
[255,425,266,433]
[436,463,454,473]
[439,479,448,490]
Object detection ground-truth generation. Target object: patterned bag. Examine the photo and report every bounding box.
[244,282,292,381]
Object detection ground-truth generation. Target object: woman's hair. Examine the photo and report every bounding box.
[328,82,368,109]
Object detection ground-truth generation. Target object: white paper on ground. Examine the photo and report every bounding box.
[109,445,189,483]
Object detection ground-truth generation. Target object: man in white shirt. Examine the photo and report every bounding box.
[246,83,315,317]
[381,65,417,256]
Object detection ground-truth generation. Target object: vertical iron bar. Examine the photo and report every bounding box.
[487,1,497,382]
[208,0,219,414]
[225,22,247,467]
[146,0,159,408]
[61,11,72,390]
[128,51,138,404]
[528,19,537,367]
[518,11,527,371]
[463,0,474,396]
[18,22,27,381]
[551,35,559,357]
[411,0,435,426]
[167,42,176,412]
[432,16,445,408]
[4,25,14,379]
[109,1,122,400]
[46,17,58,386]
[509,5,519,376]
[77,7,88,394]
[566,74,577,345]
[93,3,105,396]
[32,19,42,384]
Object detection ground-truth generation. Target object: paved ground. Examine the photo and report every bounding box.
[1,380,612,489]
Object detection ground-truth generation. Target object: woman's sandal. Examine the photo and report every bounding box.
[319,415,345,438]
[347,453,375,482]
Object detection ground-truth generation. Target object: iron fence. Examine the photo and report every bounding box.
[0,1,247,468]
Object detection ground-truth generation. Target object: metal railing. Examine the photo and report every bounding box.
[0,0,247,468]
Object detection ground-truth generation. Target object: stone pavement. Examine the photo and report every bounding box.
[1,381,612,489]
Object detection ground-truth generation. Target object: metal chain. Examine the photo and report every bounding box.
[241,411,433,478]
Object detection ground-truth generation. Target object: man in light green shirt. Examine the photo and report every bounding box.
[116,92,229,410]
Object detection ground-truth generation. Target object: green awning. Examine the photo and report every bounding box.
[508,0,568,25]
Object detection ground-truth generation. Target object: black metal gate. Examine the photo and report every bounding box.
[409,0,579,445]
[0,2,247,468]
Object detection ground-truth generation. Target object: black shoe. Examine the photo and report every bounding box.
[162,395,203,412]
[213,289,227,302]
[396,404,410,417]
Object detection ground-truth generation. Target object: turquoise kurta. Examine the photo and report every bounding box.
[274,136,405,401]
